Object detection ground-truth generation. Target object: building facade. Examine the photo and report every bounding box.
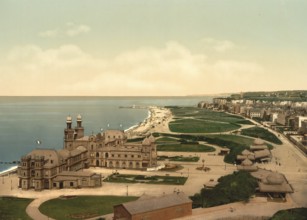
[63,115,157,169]
[113,192,192,220]
[18,115,157,190]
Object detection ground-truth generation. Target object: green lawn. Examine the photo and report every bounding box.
[167,107,250,134]
[39,196,138,220]
[241,127,282,145]
[155,137,179,143]
[170,107,252,124]
[104,174,187,185]
[206,134,255,146]
[269,208,307,220]
[169,119,241,133]
[0,197,33,220]
[158,155,200,162]
[157,143,215,152]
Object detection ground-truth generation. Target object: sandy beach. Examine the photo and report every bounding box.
[125,106,173,138]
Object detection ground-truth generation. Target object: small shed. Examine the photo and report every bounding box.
[113,192,192,220]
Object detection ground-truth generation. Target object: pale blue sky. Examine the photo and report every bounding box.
[0,0,306,95]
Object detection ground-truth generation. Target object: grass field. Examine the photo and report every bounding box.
[169,119,241,133]
[39,196,137,220]
[157,143,215,152]
[168,107,251,134]
[206,134,255,146]
[269,208,307,220]
[241,127,282,145]
[158,155,200,162]
[104,174,187,185]
[155,137,179,143]
[0,197,33,220]
[170,107,253,124]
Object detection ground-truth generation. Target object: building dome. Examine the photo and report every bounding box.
[148,134,155,143]
[241,158,253,166]
[266,173,284,185]
[66,116,72,123]
[253,138,265,145]
[142,138,151,145]
[77,114,82,121]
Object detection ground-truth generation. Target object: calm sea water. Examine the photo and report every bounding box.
[0,96,212,172]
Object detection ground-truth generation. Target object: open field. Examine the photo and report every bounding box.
[169,119,241,133]
[168,107,254,134]
[158,155,200,162]
[39,196,137,220]
[104,173,187,185]
[0,197,33,220]
[157,143,215,152]
[241,127,282,145]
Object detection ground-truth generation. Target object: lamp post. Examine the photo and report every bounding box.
[126,185,128,196]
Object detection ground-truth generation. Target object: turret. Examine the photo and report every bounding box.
[66,116,72,129]
[75,114,84,139]
[64,115,75,149]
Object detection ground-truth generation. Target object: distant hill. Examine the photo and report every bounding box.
[231,90,307,102]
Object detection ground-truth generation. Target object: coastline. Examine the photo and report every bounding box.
[125,106,172,138]
[0,165,18,176]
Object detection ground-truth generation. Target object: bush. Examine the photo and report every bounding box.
[269,208,307,220]
[191,171,258,208]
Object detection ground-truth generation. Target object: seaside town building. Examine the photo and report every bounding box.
[18,115,157,190]
[113,192,192,220]
[64,115,157,169]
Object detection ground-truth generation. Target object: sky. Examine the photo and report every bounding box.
[0,0,306,96]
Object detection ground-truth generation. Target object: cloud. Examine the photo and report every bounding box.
[66,23,91,37]
[202,38,235,52]
[39,23,91,38]
[0,42,264,96]
[39,29,59,38]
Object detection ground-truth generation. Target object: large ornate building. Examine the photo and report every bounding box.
[64,115,157,169]
[18,115,157,190]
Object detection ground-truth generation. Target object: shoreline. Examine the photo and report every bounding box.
[0,165,18,176]
[125,106,172,138]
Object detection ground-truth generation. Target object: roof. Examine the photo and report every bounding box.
[253,138,265,146]
[119,192,192,215]
[237,165,258,171]
[251,169,293,193]
[250,145,268,151]
[254,149,271,159]
[27,149,61,167]
[237,154,255,161]
[258,182,293,193]
[142,138,151,145]
[70,146,87,156]
[241,158,253,166]
[241,149,253,156]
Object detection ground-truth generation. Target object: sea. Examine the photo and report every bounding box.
[0,96,212,173]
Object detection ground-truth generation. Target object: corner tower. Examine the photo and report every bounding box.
[75,114,84,139]
[64,116,75,150]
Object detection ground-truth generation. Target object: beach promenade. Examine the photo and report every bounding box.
[1,106,307,220]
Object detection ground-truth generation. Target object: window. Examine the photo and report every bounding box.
[138,155,141,158]
[50,160,53,164]
[118,154,121,158]
[131,155,134,158]
[70,182,73,187]
[125,155,127,158]
[112,154,114,157]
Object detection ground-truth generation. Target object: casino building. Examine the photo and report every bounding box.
[18,115,157,190]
